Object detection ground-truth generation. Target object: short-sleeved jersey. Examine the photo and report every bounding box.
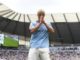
[29,21,53,48]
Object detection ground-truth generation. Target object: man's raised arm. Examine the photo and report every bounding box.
[44,22,55,33]
[29,22,41,33]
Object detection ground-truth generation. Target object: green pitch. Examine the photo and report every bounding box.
[3,37,18,47]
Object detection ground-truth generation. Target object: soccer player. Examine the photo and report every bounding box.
[28,10,55,60]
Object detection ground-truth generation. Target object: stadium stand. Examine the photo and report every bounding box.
[1,3,80,44]
[0,45,28,60]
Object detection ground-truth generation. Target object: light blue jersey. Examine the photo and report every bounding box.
[29,21,53,48]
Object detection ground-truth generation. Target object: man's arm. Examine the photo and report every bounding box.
[44,22,55,33]
[30,22,41,33]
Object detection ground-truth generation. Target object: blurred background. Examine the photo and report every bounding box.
[0,0,80,60]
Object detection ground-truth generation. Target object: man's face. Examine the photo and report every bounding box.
[40,15,44,20]
[38,15,44,21]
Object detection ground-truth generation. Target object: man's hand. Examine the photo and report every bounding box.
[40,16,54,33]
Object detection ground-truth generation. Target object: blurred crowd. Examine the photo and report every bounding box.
[0,45,80,60]
[0,45,28,60]
[50,46,80,60]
